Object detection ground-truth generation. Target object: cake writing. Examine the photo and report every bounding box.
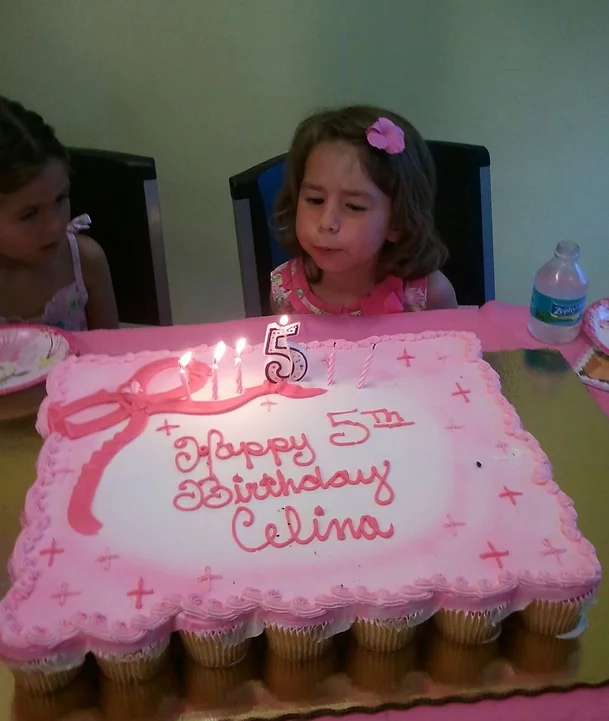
[172,407,401,551]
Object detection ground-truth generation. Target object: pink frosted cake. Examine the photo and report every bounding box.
[0,331,600,691]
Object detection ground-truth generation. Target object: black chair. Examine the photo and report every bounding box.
[69,148,172,326]
[229,142,494,316]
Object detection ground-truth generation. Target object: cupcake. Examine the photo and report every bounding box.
[10,654,85,695]
[425,628,498,687]
[179,625,252,668]
[434,609,502,645]
[100,663,178,721]
[504,620,581,678]
[12,664,95,718]
[94,639,170,683]
[519,595,590,636]
[185,653,257,711]
[264,624,331,661]
[265,646,338,702]
[346,641,417,694]
[352,618,418,652]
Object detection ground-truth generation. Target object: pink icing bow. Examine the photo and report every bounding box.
[366,117,405,155]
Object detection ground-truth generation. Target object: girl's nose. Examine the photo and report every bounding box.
[318,204,340,234]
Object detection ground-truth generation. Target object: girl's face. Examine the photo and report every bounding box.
[295,141,397,277]
[0,159,71,265]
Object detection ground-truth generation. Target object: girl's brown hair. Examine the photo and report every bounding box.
[275,105,447,283]
[0,96,68,194]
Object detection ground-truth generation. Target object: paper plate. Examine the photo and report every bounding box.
[0,325,75,396]
[583,298,609,355]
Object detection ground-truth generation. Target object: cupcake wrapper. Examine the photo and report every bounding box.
[265,649,337,701]
[179,631,251,667]
[12,664,82,695]
[520,597,587,636]
[352,619,417,652]
[426,632,498,686]
[265,625,331,661]
[435,610,501,645]
[347,643,416,693]
[95,643,169,683]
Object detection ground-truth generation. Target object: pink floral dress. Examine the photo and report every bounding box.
[0,216,89,331]
[270,258,428,315]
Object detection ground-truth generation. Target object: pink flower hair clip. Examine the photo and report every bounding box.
[366,117,405,155]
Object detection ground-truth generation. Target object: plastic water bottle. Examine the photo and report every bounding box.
[528,241,588,344]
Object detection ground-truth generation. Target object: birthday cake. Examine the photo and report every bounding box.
[0,331,601,692]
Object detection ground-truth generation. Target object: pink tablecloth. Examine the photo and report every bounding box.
[76,302,608,419]
[71,302,608,720]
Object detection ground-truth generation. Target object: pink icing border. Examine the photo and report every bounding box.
[0,331,601,664]
[0,324,76,397]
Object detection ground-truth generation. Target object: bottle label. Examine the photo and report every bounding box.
[530,289,586,326]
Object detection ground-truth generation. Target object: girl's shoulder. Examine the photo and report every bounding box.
[402,271,457,311]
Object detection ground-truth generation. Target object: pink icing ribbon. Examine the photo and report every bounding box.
[46,357,327,536]
[366,117,405,155]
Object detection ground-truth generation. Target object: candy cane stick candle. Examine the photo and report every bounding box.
[357,343,376,389]
[327,342,337,386]
[235,338,246,394]
[211,341,226,400]
[178,351,193,401]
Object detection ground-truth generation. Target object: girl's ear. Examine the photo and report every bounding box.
[386,227,399,243]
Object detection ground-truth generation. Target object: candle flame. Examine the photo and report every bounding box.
[178,351,193,369]
[279,315,289,327]
[235,338,246,357]
[214,340,226,364]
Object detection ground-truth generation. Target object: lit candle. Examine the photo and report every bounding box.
[178,351,193,401]
[212,341,226,401]
[357,343,376,389]
[327,342,337,386]
[263,315,301,383]
[235,337,246,395]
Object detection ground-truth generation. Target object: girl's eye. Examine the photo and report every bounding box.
[56,193,69,205]
[20,209,38,222]
[305,197,323,205]
[347,204,367,212]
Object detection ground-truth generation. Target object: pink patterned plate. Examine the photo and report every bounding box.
[583,298,609,355]
[0,325,76,396]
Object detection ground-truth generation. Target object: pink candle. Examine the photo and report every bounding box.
[327,343,337,386]
[235,338,246,394]
[212,341,226,401]
[357,343,376,389]
[178,351,193,400]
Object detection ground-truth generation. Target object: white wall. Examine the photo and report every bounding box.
[0,0,607,323]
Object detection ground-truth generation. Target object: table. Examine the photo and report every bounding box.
[1,302,608,721]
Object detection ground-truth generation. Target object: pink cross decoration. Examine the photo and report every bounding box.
[541,538,567,564]
[498,485,523,506]
[260,398,277,412]
[397,349,416,368]
[479,541,510,569]
[197,566,223,593]
[452,382,471,403]
[39,538,64,567]
[442,514,466,537]
[96,549,120,571]
[127,577,154,610]
[156,419,181,436]
[51,583,81,607]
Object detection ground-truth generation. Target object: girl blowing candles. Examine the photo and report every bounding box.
[271,105,457,315]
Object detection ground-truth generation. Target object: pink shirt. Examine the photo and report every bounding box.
[270,258,428,315]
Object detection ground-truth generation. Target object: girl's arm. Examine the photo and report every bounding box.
[79,235,119,329]
[426,270,458,310]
